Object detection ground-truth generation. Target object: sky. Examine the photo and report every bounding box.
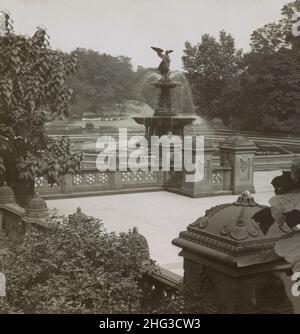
[0,0,289,69]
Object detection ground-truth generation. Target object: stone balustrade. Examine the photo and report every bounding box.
[33,135,261,199]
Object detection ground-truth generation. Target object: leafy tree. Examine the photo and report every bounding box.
[220,48,300,131]
[182,31,242,119]
[0,211,157,314]
[218,1,300,132]
[68,49,136,119]
[250,0,300,53]
[250,22,288,54]
[0,13,81,206]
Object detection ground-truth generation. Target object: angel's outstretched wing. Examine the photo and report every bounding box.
[151,46,164,58]
[151,46,164,53]
[166,50,174,54]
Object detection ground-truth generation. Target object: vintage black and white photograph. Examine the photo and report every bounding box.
[0,0,300,317]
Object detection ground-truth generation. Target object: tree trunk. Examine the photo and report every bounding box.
[3,155,34,208]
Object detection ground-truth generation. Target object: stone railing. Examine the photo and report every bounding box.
[35,166,236,199]
[213,154,299,172]
[34,169,164,199]
[142,266,183,311]
[253,154,298,171]
[35,135,267,199]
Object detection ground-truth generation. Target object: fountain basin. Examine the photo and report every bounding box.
[133,115,196,137]
[150,80,181,89]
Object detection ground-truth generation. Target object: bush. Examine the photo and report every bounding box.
[0,211,157,314]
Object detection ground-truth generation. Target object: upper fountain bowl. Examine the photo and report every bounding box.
[150,78,182,90]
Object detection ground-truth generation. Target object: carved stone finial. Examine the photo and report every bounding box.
[23,193,49,227]
[0,181,15,204]
[129,227,150,260]
[234,191,257,207]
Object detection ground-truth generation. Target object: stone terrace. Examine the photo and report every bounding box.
[47,170,281,275]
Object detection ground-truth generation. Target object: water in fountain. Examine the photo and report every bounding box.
[134,70,196,116]
[169,70,195,115]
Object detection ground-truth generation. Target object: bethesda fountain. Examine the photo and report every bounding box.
[133,47,196,137]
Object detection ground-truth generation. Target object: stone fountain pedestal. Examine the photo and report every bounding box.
[133,78,196,137]
[133,115,196,138]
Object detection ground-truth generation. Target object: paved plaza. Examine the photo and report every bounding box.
[47,170,281,275]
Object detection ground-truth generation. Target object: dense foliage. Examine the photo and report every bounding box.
[250,0,300,54]
[219,48,300,131]
[68,49,137,119]
[0,13,81,206]
[0,211,219,314]
[0,212,157,314]
[182,31,242,119]
[183,1,300,133]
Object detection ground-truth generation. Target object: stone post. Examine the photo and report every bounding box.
[0,272,6,298]
[172,192,294,314]
[178,140,215,198]
[219,135,257,194]
[113,171,122,190]
[0,182,26,237]
[0,212,5,235]
[22,193,49,229]
[62,173,73,194]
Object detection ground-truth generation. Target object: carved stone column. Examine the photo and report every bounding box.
[172,192,294,314]
[62,173,73,194]
[178,140,215,198]
[219,135,257,194]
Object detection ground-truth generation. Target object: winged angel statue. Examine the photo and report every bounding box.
[151,47,173,79]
